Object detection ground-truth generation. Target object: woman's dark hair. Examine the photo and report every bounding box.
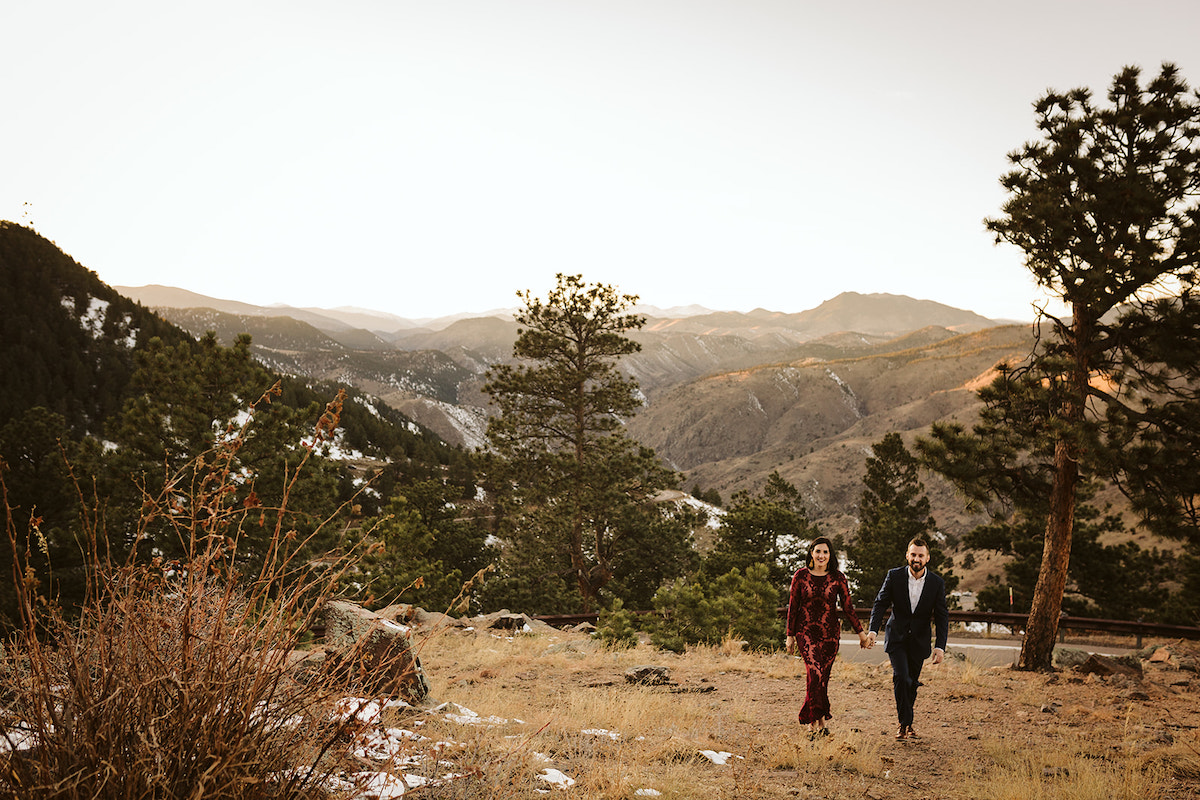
[806,536,840,574]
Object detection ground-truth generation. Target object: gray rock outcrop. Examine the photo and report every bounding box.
[322,600,431,703]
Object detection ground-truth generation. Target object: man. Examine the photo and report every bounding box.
[865,537,949,741]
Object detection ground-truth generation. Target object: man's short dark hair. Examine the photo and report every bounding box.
[908,537,929,550]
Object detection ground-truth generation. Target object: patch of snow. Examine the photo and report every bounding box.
[331,697,410,725]
[432,701,517,727]
[747,392,765,415]
[380,618,412,634]
[351,728,430,762]
[581,728,620,740]
[699,750,742,765]
[0,725,36,753]
[537,768,575,788]
[344,771,411,798]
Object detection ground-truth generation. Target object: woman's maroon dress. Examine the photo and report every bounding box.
[786,567,863,725]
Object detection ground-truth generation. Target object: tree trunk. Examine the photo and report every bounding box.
[1018,437,1077,669]
[571,508,594,612]
[1019,305,1088,671]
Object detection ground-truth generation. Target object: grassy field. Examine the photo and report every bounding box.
[377,620,1200,799]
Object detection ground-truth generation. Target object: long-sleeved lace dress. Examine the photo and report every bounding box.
[786,567,863,725]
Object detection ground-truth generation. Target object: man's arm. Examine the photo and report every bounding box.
[931,574,950,664]
[866,569,894,648]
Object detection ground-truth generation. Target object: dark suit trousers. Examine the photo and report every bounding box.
[889,645,925,727]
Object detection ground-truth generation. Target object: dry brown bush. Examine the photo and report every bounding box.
[0,389,416,799]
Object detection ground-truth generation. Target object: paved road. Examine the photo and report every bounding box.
[833,637,1134,669]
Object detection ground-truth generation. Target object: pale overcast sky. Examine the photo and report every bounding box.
[3,1,1197,321]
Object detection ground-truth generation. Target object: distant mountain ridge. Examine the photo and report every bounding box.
[107,281,1044,569]
[114,284,1019,534]
[115,285,1002,339]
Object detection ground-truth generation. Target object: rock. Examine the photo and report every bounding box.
[1074,653,1143,679]
[489,613,531,631]
[625,665,672,686]
[321,600,431,704]
[377,602,458,628]
[1147,647,1173,664]
[471,609,559,635]
[1052,647,1092,669]
[543,639,602,657]
[376,603,418,623]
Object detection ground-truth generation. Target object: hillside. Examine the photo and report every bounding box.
[0,222,464,489]
[110,277,1039,553]
[13,224,1189,612]
[0,222,193,435]
[628,324,1036,542]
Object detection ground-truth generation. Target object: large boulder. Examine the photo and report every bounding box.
[322,600,431,704]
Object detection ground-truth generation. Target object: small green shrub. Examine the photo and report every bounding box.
[649,563,783,652]
[594,598,640,649]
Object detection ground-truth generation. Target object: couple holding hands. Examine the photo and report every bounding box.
[785,536,949,741]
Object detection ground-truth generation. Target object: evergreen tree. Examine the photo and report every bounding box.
[481,274,684,612]
[355,483,496,614]
[703,471,814,589]
[102,332,346,572]
[925,64,1200,667]
[846,433,952,601]
[0,408,85,628]
[967,494,1171,621]
[649,563,782,652]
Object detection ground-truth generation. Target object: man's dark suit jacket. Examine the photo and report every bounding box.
[869,567,950,658]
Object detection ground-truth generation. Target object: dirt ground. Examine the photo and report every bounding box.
[417,624,1200,799]
[684,640,1200,799]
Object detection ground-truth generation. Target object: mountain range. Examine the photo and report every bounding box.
[2,219,1177,606]
[115,283,1029,555]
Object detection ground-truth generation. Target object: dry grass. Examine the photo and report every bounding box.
[961,737,1171,800]
[405,630,891,798]
[395,625,1200,800]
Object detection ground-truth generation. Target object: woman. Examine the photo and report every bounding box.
[786,536,867,739]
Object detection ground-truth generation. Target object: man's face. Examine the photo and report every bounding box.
[906,544,930,576]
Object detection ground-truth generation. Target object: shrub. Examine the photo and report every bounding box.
[0,390,398,799]
[649,563,783,653]
[593,599,640,649]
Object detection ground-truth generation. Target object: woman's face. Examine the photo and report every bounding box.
[811,543,830,569]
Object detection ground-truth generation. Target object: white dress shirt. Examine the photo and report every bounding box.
[907,569,926,612]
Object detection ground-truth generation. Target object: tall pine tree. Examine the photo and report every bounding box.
[925,64,1200,667]
[481,274,684,612]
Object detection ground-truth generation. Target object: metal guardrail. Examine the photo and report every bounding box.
[943,610,1200,648]
[533,608,1200,648]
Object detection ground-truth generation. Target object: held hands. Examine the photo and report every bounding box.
[857,630,870,649]
[864,631,877,649]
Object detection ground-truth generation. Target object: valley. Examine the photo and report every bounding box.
[119,284,1033,552]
